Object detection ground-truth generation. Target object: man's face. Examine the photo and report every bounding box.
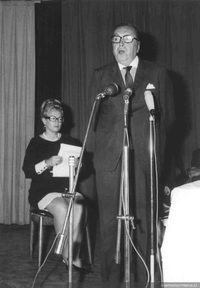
[112,26,140,66]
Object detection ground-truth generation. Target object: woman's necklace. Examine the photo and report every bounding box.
[43,132,61,142]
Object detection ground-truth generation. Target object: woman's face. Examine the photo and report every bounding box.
[42,108,63,134]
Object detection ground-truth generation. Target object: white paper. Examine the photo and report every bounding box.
[52,144,82,177]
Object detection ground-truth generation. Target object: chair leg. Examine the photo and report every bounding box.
[29,213,34,260]
[86,224,92,265]
[38,216,43,268]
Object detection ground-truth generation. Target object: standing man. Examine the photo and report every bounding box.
[88,23,175,286]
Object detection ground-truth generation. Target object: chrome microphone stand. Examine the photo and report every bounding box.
[149,112,156,286]
[54,87,116,286]
[68,156,76,283]
[144,91,159,285]
[116,90,134,288]
[54,156,75,286]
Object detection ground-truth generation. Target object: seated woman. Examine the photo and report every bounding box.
[22,98,92,274]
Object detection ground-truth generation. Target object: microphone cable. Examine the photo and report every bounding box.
[121,170,150,288]
[122,114,162,288]
[153,118,164,283]
[123,127,150,288]
[31,228,62,288]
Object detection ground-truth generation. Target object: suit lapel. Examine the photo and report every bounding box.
[105,60,147,109]
[109,60,147,94]
[110,61,125,93]
[132,59,147,92]
[106,62,125,109]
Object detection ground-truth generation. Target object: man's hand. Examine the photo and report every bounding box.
[186,167,200,179]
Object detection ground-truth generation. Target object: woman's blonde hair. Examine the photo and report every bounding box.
[40,98,63,119]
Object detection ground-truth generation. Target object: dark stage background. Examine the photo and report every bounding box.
[35,0,200,190]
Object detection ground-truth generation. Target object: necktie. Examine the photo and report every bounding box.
[124,66,134,89]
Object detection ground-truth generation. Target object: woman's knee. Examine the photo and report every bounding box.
[47,197,69,218]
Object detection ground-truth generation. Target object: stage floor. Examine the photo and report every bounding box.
[0,215,101,288]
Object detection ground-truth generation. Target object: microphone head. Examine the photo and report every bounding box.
[104,83,119,96]
[123,88,132,101]
[144,90,155,111]
[124,88,132,97]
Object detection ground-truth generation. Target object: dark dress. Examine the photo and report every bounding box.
[22,134,81,208]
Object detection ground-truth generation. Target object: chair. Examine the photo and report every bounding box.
[29,206,92,268]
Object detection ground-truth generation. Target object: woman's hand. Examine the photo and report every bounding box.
[74,157,82,169]
[45,156,63,168]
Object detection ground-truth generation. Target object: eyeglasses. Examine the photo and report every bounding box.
[44,116,64,123]
[111,35,139,44]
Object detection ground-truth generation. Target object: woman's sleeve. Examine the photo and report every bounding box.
[22,138,46,179]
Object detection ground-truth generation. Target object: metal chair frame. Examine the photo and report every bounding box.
[29,207,92,268]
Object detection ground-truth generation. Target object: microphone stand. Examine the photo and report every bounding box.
[149,112,155,286]
[54,92,105,286]
[53,156,75,286]
[68,156,75,284]
[115,94,134,288]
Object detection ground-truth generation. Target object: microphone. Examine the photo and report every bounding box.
[123,88,132,101]
[144,91,155,116]
[97,83,119,99]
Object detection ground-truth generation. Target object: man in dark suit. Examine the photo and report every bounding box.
[88,23,175,286]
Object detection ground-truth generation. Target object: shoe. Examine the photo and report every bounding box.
[73,260,93,274]
[63,259,93,274]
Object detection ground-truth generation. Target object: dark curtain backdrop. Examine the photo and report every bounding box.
[61,0,200,178]
[35,2,62,135]
[35,0,200,184]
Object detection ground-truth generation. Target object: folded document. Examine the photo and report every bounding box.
[52,144,82,177]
